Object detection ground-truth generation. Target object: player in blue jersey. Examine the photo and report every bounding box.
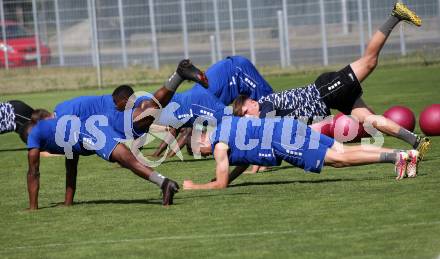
[152,84,226,158]
[193,56,273,105]
[151,55,272,157]
[232,3,429,160]
[24,59,209,210]
[54,84,144,121]
[25,117,181,208]
[182,116,420,190]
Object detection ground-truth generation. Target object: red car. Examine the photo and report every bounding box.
[0,20,50,67]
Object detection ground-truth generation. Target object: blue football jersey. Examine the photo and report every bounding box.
[193,56,273,105]
[210,116,335,172]
[54,95,115,121]
[210,116,281,166]
[27,117,121,161]
[156,85,226,128]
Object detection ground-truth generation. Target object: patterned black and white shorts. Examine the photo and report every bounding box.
[0,100,34,134]
[258,84,330,123]
[0,102,16,134]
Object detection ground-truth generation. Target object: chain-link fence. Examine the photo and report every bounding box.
[1,0,439,93]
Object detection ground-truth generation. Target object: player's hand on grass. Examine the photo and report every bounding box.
[183,180,194,190]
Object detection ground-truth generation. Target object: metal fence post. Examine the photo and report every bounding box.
[54,0,64,66]
[117,0,128,68]
[181,0,189,59]
[210,35,216,64]
[319,0,328,66]
[341,0,348,35]
[398,0,406,56]
[87,0,95,67]
[31,0,42,68]
[149,0,159,70]
[366,0,372,39]
[228,0,236,56]
[357,0,365,56]
[88,0,102,88]
[246,0,256,64]
[282,0,291,66]
[277,10,286,68]
[0,0,9,70]
[213,0,222,61]
[399,24,406,56]
[438,0,440,40]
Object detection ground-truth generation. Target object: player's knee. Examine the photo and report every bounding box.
[328,153,350,168]
[365,55,378,71]
[364,114,386,128]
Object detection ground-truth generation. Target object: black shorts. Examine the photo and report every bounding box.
[9,100,33,133]
[314,65,363,115]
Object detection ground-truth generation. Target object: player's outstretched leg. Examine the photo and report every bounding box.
[324,143,419,180]
[334,3,429,158]
[351,99,430,160]
[111,144,179,206]
[152,59,208,109]
[133,59,208,133]
[350,3,422,82]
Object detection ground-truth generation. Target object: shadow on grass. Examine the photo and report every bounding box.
[229,178,352,188]
[41,199,162,209]
[257,165,296,173]
[40,192,250,209]
[161,157,215,164]
[138,146,158,151]
[74,199,162,205]
[0,147,27,152]
[229,175,396,188]
[176,192,250,200]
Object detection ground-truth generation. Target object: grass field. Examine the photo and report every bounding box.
[0,63,439,258]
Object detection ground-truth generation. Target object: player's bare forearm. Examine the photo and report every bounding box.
[153,127,178,157]
[152,140,167,157]
[183,160,229,189]
[64,155,79,206]
[27,149,40,210]
[183,142,230,190]
[168,128,191,158]
[210,165,249,183]
[183,179,228,190]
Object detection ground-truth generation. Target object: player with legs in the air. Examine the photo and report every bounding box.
[193,55,273,105]
[232,3,430,166]
[151,84,226,158]
[24,59,208,210]
[183,115,420,190]
[152,55,273,158]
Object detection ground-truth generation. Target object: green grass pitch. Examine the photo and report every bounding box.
[0,63,439,258]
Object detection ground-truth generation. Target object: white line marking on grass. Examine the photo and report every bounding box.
[2,220,440,252]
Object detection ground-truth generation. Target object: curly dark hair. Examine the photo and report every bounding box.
[112,85,134,101]
[31,109,51,124]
